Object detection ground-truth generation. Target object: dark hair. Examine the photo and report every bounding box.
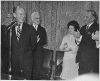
[87,10,98,22]
[67,20,80,31]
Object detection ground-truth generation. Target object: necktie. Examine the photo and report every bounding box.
[86,25,89,31]
[17,24,21,42]
[34,26,37,31]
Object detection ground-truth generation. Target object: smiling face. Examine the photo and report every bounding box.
[14,7,26,24]
[68,25,75,33]
[31,12,40,25]
[84,11,94,25]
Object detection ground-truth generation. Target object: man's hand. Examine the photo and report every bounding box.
[92,31,99,48]
[92,31,99,41]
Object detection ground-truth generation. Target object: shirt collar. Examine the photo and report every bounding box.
[15,23,23,31]
[33,24,38,30]
[33,24,38,28]
[19,23,23,31]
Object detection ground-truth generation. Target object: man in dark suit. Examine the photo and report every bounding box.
[31,12,47,80]
[1,13,14,74]
[74,10,99,75]
[7,6,37,79]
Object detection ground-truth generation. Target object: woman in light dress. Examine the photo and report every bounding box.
[59,20,80,80]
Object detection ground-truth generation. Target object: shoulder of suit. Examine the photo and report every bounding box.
[38,25,45,30]
[92,22,99,31]
[23,23,36,32]
[92,22,99,27]
[23,23,32,27]
[1,25,6,27]
[1,25,6,31]
[23,23,34,29]
[1,25,6,28]
[81,25,86,28]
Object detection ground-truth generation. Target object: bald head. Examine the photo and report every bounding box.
[31,12,40,25]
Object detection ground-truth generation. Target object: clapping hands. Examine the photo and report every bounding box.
[37,35,40,42]
[92,31,99,48]
[92,31,99,41]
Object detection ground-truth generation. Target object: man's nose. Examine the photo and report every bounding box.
[21,15,25,18]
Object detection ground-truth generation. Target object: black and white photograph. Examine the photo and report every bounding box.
[1,0,99,80]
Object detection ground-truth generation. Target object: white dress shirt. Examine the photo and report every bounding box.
[33,24,38,31]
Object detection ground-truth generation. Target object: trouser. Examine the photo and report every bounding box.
[11,60,33,80]
[33,46,44,80]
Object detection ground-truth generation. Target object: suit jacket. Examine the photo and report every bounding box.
[35,25,47,45]
[32,25,47,78]
[1,25,9,74]
[76,22,99,67]
[1,25,7,60]
[7,23,37,79]
[33,25,47,56]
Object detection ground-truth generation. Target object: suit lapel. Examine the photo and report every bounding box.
[32,24,37,32]
[86,23,96,35]
[37,25,40,33]
[87,23,94,32]
[36,25,40,36]
[12,26,17,41]
[37,25,39,31]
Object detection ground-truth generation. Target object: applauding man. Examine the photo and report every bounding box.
[71,10,99,74]
[31,12,47,80]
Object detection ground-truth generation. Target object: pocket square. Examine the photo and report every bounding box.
[87,32,91,34]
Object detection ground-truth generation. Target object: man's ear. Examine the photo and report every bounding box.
[13,13,16,18]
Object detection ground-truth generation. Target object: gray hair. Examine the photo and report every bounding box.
[87,10,98,22]
[31,12,40,18]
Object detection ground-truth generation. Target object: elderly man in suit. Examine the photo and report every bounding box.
[71,10,99,75]
[31,12,47,80]
[7,6,37,79]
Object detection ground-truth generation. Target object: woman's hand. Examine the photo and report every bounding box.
[63,47,72,52]
[70,30,81,38]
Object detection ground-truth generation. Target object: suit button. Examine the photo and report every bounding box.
[21,70,23,73]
